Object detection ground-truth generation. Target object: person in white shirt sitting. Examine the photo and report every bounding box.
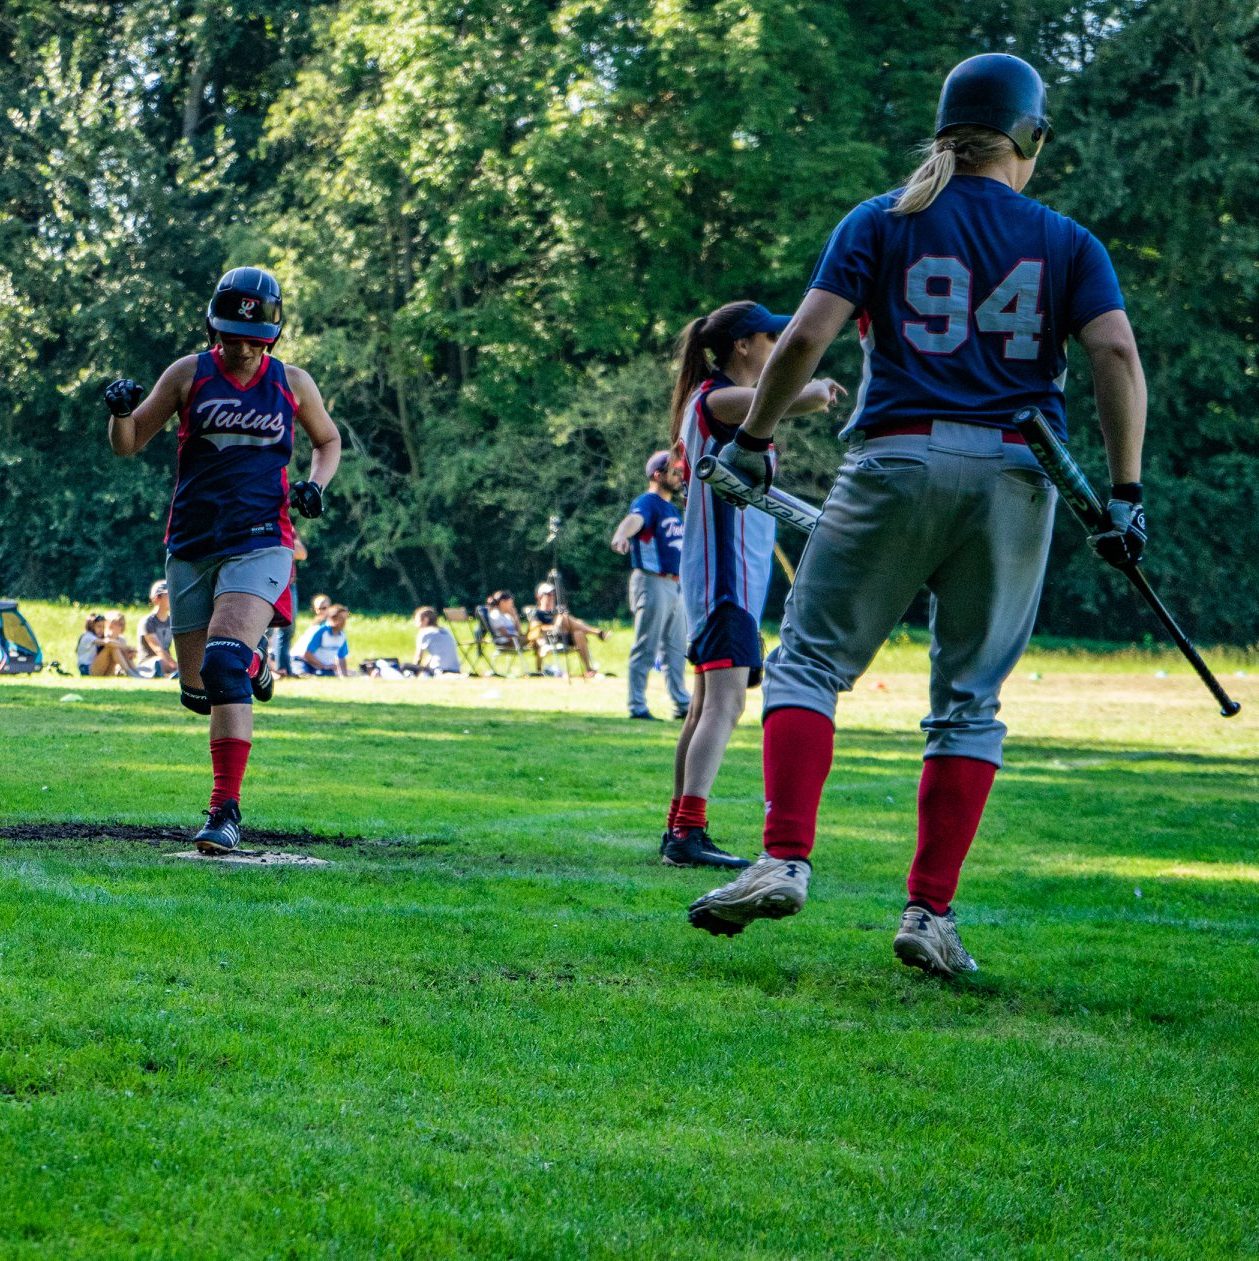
[413,607,461,675]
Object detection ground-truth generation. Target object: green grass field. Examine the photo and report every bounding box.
[1,603,1256,1258]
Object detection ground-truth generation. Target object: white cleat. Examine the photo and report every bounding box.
[688,853,811,936]
[893,905,979,977]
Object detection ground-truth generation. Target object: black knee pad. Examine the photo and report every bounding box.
[180,685,212,716]
[200,637,255,707]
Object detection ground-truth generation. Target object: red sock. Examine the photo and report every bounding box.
[762,708,834,860]
[209,737,252,811]
[673,795,708,833]
[666,797,681,830]
[907,756,997,913]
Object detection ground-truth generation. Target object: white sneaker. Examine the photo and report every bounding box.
[893,905,978,976]
[688,853,811,936]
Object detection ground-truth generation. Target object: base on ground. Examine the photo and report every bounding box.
[168,849,331,866]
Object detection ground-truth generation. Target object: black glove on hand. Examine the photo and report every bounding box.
[289,479,324,519]
[1089,483,1146,568]
[715,429,774,505]
[104,379,144,418]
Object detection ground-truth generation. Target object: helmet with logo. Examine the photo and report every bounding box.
[935,54,1052,160]
[206,267,283,345]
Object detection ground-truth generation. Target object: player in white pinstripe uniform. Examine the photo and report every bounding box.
[659,300,841,869]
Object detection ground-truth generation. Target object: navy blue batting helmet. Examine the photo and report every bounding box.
[206,267,283,344]
[935,54,1052,160]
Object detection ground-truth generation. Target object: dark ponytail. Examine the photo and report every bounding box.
[668,299,758,449]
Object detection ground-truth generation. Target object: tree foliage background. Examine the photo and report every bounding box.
[1,0,1255,641]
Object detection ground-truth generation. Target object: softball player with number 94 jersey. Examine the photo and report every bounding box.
[688,54,1148,974]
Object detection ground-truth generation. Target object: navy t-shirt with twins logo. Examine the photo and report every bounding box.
[165,346,297,560]
[629,491,683,577]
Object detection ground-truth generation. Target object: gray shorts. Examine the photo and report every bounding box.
[166,546,295,634]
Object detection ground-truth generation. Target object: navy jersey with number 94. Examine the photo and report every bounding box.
[809,174,1125,441]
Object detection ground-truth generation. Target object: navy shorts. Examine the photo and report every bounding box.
[687,602,764,687]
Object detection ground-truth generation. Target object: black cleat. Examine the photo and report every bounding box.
[251,643,274,702]
[661,827,751,870]
[687,906,746,937]
[195,800,242,855]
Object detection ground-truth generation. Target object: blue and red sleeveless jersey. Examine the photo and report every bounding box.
[165,347,297,560]
[677,373,777,629]
[808,175,1125,440]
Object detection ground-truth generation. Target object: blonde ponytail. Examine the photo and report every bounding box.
[893,126,1019,215]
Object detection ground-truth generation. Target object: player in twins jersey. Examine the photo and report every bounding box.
[659,301,841,870]
[105,267,341,854]
[689,56,1148,973]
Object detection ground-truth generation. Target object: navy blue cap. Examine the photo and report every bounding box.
[645,450,673,478]
[728,303,791,340]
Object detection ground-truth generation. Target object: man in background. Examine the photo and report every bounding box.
[611,451,690,720]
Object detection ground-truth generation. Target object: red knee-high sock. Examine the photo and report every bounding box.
[907,756,997,913]
[673,795,708,833]
[666,797,681,830]
[762,708,834,860]
[209,737,252,811]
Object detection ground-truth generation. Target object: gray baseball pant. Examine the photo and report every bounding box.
[762,422,1057,766]
[627,569,690,715]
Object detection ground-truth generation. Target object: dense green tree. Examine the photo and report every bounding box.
[1038,0,1259,641]
[0,1,329,598]
[0,0,1253,643]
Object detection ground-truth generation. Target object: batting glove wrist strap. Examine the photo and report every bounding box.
[716,436,773,501]
[289,480,324,519]
[104,379,144,418]
[1110,482,1143,504]
[1089,498,1147,569]
[733,428,772,453]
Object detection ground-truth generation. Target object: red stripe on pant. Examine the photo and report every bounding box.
[762,707,834,859]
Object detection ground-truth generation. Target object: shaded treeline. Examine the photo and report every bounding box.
[1,0,1254,641]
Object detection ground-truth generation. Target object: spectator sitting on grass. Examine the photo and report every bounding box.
[77,610,142,677]
[135,580,178,678]
[76,614,108,676]
[414,607,461,675]
[309,592,331,626]
[294,604,351,677]
[527,582,607,678]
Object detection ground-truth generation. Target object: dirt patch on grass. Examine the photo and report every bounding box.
[0,822,359,848]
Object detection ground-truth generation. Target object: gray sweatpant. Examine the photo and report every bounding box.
[763,422,1057,766]
[627,569,690,715]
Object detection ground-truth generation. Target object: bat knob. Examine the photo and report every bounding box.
[1012,407,1037,424]
[1221,700,1242,718]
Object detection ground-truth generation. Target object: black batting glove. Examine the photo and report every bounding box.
[289,479,324,519]
[104,379,144,418]
[1089,483,1146,568]
[714,430,773,507]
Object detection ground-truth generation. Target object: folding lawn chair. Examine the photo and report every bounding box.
[524,605,581,680]
[473,604,533,678]
[441,607,485,676]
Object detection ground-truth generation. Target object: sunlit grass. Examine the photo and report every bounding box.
[0,630,1256,1257]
